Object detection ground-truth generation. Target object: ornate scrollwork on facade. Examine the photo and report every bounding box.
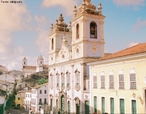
[74,97,80,105]
[50,14,70,33]
[74,69,80,91]
[66,71,71,91]
[73,0,104,18]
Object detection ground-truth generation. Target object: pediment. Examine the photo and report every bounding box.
[56,36,72,62]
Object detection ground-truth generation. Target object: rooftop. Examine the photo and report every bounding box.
[99,43,146,61]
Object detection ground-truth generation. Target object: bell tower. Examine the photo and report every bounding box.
[48,14,72,65]
[22,57,27,67]
[71,0,105,59]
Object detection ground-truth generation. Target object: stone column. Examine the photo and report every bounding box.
[80,63,86,113]
[53,68,56,111]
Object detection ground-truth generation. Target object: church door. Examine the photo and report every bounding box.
[85,101,89,114]
[76,104,80,114]
[61,95,65,113]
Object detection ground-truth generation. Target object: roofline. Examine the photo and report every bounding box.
[87,52,146,66]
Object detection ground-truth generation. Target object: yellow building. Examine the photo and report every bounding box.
[15,90,25,109]
[89,43,146,114]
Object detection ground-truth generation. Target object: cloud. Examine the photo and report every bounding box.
[132,18,146,31]
[36,31,49,53]
[0,3,31,32]
[0,2,31,57]
[0,2,31,71]
[35,15,48,31]
[113,0,145,6]
[42,0,78,15]
[34,15,50,54]
[128,42,139,47]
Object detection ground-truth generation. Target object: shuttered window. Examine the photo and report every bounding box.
[94,96,97,113]
[119,74,124,89]
[110,98,114,114]
[101,75,105,88]
[93,76,97,88]
[132,100,137,114]
[130,74,136,89]
[109,75,114,89]
[120,99,125,114]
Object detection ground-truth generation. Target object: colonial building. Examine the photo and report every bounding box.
[15,90,26,109]
[22,55,48,77]
[89,43,146,114]
[31,83,48,113]
[48,0,105,113]
[24,89,31,111]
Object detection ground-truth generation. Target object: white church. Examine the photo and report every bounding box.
[22,55,48,77]
[48,0,105,113]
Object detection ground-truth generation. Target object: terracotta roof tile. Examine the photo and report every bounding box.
[99,43,146,61]
[23,66,36,70]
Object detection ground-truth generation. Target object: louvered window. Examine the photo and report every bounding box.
[119,74,124,89]
[109,75,114,89]
[130,73,136,89]
[101,75,105,88]
[93,76,97,88]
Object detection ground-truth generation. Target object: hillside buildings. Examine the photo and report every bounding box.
[48,0,105,113]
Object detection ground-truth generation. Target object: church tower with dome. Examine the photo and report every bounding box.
[48,0,105,113]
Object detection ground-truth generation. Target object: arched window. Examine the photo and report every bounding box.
[44,90,47,94]
[51,38,54,50]
[44,98,47,104]
[39,98,42,103]
[76,24,79,39]
[90,22,97,38]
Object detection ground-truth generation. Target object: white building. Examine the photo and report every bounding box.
[24,90,31,111]
[30,83,48,113]
[48,0,105,113]
[22,55,48,78]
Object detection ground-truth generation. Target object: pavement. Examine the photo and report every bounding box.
[7,108,28,114]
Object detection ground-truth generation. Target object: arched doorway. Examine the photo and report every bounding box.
[76,104,80,114]
[85,100,89,114]
[61,95,65,113]
[68,101,70,114]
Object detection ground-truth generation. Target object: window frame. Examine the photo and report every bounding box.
[119,74,124,89]
[101,75,105,89]
[130,73,136,89]
[90,22,97,39]
[76,23,79,39]
[109,75,114,89]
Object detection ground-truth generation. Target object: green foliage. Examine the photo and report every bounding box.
[38,78,48,85]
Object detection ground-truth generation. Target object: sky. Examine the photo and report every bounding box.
[0,0,146,71]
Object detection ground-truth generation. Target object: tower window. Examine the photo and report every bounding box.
[51,38,54,50]
[90,22,97,38]
[76,24,79,39]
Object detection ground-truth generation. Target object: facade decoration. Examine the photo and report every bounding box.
[48,0,105,113]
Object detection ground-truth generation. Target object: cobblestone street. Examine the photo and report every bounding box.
[7,108,28,114]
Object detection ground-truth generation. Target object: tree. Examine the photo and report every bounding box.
[38,78,48,85]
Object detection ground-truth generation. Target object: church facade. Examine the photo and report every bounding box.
[48,0,105,113]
